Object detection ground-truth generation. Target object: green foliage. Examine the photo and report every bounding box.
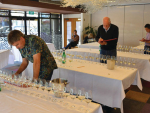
[84,25,97,37]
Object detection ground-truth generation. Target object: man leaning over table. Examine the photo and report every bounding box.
[95,17,119,62]
[140,24,150,54]
[7,30,57,81]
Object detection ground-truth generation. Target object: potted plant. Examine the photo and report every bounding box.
[83,25,97,38]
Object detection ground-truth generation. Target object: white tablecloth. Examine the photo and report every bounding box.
[0,87,103,113]
[12,43,55,62]
[66,48,150,81]
[0,50,14,69]
[78,42,100,49]
[133,45,144,50]
[51,59,142,113]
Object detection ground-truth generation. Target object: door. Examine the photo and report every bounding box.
[64,18,80,47]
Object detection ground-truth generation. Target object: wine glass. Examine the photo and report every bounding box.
[121,46,124,52]
[34,79,41,90]
[129,47,133,53]
[63,87,70,99]
[70,88,76,101]
[40,79,46,91]
[85,91,92,106]
[68,55,73,67]
[77,89,85,102]
[132,59,136,69]
[102,55,106,64]
[123,58,127,68]
[84,52,89,63]
[127,58,131,69]
[95,54,100,64]
[106,55,110,63]
[100,54,103,64]
[119,57,123,67]
[69,87,77,109]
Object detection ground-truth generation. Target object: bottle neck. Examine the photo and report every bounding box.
[63,51,65,55]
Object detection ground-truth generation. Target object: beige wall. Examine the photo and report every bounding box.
[91,4,150,46]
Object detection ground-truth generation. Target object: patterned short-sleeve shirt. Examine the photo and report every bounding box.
[19,35,57,79]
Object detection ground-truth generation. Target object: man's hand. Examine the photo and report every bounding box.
[98,38,107,45]
[12,74,14,79]
[140,38,146,42]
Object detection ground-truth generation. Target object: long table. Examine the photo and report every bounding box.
[78,42,100,49]
[0,84,103,113]
[66,48,150,81]
[51,58,142,113]
[0,50,14,69]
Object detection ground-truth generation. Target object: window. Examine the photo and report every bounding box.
[11,11,25,17]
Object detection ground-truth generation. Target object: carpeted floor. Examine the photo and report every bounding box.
[1,62,150,113]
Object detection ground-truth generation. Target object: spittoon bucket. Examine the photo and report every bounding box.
[107,59,115,70]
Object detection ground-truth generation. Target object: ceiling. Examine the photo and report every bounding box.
[0,0,83,14]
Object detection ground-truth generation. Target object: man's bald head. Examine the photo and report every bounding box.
[103,17,111,30]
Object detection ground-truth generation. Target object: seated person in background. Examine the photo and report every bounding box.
[83,33,93,44]
[140,24,150,54]
[64,30,79,49]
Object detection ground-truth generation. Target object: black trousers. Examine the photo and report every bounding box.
[83,36,88,44]
[65,41,77,49]
[144,45,150,54]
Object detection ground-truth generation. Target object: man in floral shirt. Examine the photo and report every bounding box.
[8,30,57,81]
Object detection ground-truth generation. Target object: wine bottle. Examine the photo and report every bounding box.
[62,49,66,64]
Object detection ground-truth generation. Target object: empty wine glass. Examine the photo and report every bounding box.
[70,88,76,101]
[129,47,133,53]
[40,79,46,91]
[77,89,85,102]
[95,54,100,64]
[63,87,70,99]
[106,55,110,60]
[34,79,41,90]
[85,91,92,106]
[100,54,103,64]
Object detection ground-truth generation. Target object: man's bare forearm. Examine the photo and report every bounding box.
[33,61,40,80]
[33,53,41,80]
[15,58,28,75]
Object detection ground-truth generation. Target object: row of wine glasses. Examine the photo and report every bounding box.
[63,86,93,111]
[0,71,93,112]
[117,45,131,52]
[117,44,150,55]
[0,70,92,104]
[116,57,136,68]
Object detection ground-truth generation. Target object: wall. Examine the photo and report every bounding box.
[81,13,91,44]
[91,4,150,46]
